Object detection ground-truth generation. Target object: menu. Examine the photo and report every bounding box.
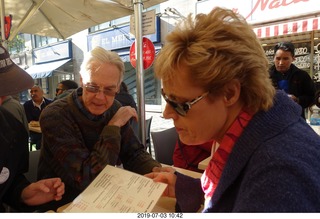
[63,165,167,213]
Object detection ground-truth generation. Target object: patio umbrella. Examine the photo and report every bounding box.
[0,0,167,148]
[0,0,166,40]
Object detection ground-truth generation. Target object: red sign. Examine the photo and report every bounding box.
[0,15,12,40]
[129,37,155,70]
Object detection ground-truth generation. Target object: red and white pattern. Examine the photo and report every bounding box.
[253,17,320,38]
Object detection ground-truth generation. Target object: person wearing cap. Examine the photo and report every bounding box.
[269,41,316,119]
[0,44,65,212]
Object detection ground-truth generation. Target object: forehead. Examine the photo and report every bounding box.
[274,49,293,58]
[163,66,203,99]
[31,87,41,92]
[87,62,120,85]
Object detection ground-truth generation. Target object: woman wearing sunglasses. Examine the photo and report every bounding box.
[146,7,320,212]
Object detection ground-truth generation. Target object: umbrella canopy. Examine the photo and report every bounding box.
[1,0,166,40]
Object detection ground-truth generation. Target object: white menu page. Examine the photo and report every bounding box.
[63,165,167,213]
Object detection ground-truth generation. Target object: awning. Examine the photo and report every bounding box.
[253,17,320,38]
[26,59,71,79]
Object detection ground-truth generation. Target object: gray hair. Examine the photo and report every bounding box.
[80,46,125,84]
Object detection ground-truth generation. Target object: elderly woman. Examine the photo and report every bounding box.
[146,7,320,212]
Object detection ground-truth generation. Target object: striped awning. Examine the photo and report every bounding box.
[253,17,320,38]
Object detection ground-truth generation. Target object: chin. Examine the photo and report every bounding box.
[89,108,106,116]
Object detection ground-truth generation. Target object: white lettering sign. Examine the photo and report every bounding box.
[196,0,319,24]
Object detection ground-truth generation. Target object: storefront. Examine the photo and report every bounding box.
[25,40,74,99]
[196,0,320,84]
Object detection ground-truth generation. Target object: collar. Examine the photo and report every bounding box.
[32,98,45,109]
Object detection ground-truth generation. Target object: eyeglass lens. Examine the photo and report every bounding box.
[85,83,117,96]
[161,90,188,116]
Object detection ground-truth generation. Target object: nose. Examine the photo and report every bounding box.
[94,89,108,100]
[279,59,285,65]
[163,103,178,120]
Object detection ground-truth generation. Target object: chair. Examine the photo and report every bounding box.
[24,150,41,182]
[145,117,153,154]
[132,117,153,154]
[151,127,178,165]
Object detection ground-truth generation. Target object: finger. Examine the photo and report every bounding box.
[152,167,161,172]
[144,172,156,179]
[38,182,50,193]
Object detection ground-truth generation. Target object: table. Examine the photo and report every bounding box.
[28,123,42,133]
[56,165,202,213]
[198,156,211,171]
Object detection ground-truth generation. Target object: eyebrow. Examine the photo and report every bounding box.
[88,83,117,89]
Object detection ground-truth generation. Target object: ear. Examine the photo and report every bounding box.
[223,79,241,106]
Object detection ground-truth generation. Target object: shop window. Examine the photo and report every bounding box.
[313,38,320,90]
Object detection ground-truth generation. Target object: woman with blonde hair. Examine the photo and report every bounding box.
[146,7,320,212]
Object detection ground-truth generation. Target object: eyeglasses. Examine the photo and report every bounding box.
[84,83,118,96]
[161,89,209,116]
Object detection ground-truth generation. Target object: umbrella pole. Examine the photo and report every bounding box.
[0,0,7,48]
[133,0,147,149]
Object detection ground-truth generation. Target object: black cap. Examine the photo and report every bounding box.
[0,45,34,96]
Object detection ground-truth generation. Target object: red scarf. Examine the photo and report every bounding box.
[201,110,253,204]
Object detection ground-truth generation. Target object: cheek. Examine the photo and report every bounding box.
[182,100,227,144]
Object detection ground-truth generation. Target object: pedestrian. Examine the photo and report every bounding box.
[270,41,316,119]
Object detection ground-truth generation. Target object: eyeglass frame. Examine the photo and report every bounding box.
[161,88,209,116]
[84,83,119,97]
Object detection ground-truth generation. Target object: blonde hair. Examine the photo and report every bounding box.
[154,7,275,113]
[80,46,125,84]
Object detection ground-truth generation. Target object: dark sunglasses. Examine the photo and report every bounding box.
[84,83,118,96]
[161,89,209,116]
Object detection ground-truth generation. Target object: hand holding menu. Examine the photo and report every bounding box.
[63,165,167,213]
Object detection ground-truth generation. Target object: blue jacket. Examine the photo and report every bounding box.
[175,91,320,212]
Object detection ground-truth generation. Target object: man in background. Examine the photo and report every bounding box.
[54,79,78,100]
[2,95,28,132]
[269,41,316,119]
[23,85,53,150]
